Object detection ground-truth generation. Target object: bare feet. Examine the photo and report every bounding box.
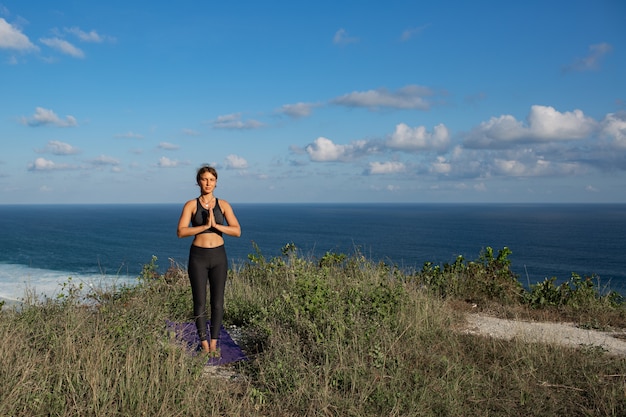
[209,339,220,357]
[199,339,220,358]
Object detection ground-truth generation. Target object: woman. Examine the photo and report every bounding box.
[177,165,241,356]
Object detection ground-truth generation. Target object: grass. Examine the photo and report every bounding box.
[1,246,625,416]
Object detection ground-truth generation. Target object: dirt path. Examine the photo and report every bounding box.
[462,314,626,356]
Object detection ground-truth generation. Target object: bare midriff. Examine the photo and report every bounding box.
[191,230,225,248]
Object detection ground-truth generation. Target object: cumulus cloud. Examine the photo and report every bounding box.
[38,140,80,155]
[600,112,626,149]
[367,161,406,175]
[305,137,371,162]
[278,102,319,119]
[27,157,73,171]
[212,113,264,129]
[157,157,180,168]
[492,158,583,177]
[450,142,593,179]
[430,156,452,175]
[464,105,597,148]
[306,137,347,162]
[387,123,450,151]
[0,17,37,51]
[332,85,433,111]
[333,28,358,45]
[564,42,612,73]
[21,107,78,127]
[297,105,625,184]
[527,105,596,138]
[39,37,84,58]
[224,154,248,169]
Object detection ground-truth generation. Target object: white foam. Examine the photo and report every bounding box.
[0,263,137,302]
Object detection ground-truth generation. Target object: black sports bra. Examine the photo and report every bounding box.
[191,198,225,235]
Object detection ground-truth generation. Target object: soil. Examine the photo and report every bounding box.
[462,313,626,356]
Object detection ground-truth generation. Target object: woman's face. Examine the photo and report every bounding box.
[198,172,217,194]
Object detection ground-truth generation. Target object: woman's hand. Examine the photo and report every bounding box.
[206,198,216,229]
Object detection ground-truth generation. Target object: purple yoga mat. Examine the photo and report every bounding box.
[166,320,247,366]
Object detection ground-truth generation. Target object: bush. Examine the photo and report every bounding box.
[0,247,625,416]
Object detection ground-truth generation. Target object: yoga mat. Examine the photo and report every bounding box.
[166,320,247,366]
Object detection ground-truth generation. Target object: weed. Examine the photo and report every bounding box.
[0,245,625,416]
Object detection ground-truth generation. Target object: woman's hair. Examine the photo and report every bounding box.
[196,165,218,185]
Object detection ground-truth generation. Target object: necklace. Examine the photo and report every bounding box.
[200,196,213,208]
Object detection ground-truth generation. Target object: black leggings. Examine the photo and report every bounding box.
[188,245,228,341]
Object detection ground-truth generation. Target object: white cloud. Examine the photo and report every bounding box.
[367,161,406,175]
[430,156,452,174]
[601,112,626,149]
[224,154,248,169]
[27,157,73,171]
[333,28,358,45]
[115,131,144,139]
[527,105,596,138]
[400,24,429,41]
[64,27,115,43]
[306,137,346,162]
[492,158,582,177]
[157,157,180,168]
[158,142,180,150]
[39,37,84,58]
[464,105,597,148]
[21,107,78,127]
[332,85,433,111]
[564,42,612,72]
[90,155,120,166]
[474,183,487,192]
[305,137,370,162]
[278,102,318,118]
[387,122,450,151]
[38,140,80,155]
[212,113,264,129]
[0,18,37,51]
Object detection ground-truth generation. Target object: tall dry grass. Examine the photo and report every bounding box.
[0,247,625,416]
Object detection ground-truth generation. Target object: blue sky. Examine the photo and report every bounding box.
[1,0,625,204]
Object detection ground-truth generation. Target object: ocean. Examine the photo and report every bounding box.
[1,203,625,301]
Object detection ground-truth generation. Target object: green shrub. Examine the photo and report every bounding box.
[1,245,625,416]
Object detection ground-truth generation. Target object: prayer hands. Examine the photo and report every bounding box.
[206,198,216,228]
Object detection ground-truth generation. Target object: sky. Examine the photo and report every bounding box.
[0,0,625,205]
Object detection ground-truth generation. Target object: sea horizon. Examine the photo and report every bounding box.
[1,202,625,302]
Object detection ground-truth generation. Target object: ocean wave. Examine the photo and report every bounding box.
[0,263,137,302]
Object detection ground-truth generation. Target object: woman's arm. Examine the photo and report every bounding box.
[177,200,211,238]
[212,200,241,238]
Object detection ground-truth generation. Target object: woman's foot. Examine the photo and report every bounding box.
[208,339,220,357]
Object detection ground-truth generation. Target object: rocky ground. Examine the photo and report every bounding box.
[462,313,626,356]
